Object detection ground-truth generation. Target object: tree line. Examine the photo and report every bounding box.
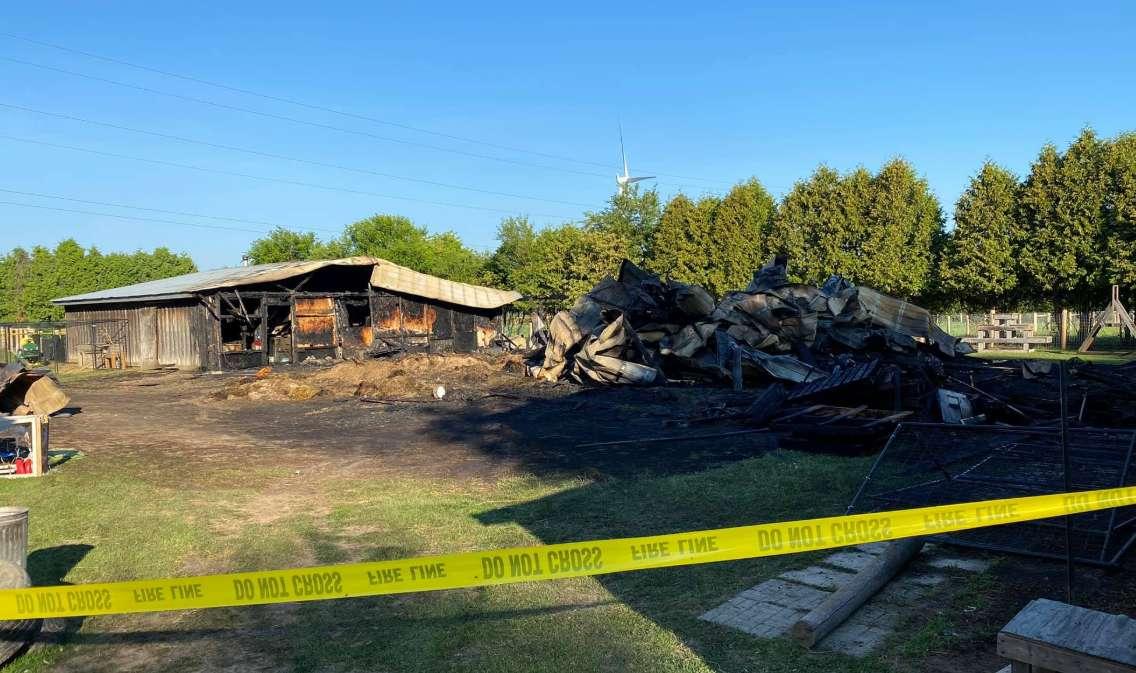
[0,240,196,322]
[2,128,1133,323]
[489,127,1136,314]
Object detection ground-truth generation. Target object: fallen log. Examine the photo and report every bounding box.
[790,538,925,648]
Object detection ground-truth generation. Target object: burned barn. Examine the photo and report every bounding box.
[52,257,521,370]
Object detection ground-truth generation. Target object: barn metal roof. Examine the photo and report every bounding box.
[371,259,522,310]
[52,257,522,309]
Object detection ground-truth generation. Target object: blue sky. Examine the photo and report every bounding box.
[3,2,1134,270]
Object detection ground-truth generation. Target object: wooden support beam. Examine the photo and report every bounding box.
[259,298,269,365]
[233,289,251,323]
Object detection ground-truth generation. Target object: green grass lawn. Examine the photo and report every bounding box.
[0,442,964,673]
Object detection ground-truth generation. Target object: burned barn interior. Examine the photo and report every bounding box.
[53,257,522,371]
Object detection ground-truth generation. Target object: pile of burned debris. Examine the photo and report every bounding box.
[529,256,967,388]
[525,257,1136,449]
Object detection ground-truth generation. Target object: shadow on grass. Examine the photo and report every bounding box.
[17,601,618,645]
[28,544,93,588]
[468,453,879,672]
[18,545,94,654]
[420,386,780,479]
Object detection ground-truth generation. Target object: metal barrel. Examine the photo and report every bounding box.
[0,507,29,569]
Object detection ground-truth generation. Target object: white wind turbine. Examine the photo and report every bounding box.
[616,126,654,194]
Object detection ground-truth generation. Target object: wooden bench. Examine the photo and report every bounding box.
[997,598,1136,672]
[963,335,1052,352]
[963,322,1051,352]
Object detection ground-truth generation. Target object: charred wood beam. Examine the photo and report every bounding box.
[199,297,221,321]
[233,289,252,323]
[217,294,247,322]
[291,274,313,294]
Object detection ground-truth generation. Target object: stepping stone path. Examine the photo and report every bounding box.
[700,543,991,657]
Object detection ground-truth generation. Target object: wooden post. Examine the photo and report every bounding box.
[791,538,925,647]
[259,296,269,366]
[731,346,743,391]
[946,314,952,335]
[1058,306,1069,351]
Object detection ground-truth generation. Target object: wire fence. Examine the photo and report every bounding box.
[931,311,1136,351]
[0,322,69,364]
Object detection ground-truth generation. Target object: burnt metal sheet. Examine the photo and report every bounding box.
[371,295,403,335]
[294,296,336,349]
[453,312,477,352]
[398,300,437,336]
[789,359,880,400]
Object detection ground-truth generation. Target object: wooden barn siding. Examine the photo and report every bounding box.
[63,300,206,369]
[156,303,206,368]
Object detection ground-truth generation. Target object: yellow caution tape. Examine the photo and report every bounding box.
[1,486,1133,621]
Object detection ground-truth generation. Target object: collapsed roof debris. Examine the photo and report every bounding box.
[528,256,968,388]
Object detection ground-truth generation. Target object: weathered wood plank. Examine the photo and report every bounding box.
[998,599,1136,672]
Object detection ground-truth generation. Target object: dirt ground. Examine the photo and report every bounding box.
[14,355,1136,672]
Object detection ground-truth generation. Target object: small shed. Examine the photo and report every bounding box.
[52,257,521,370]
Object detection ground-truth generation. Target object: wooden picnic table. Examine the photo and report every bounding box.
[963,322,1051,352]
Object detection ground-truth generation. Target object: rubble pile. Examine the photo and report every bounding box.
[530,256,969,388]
[525,257,1136,444]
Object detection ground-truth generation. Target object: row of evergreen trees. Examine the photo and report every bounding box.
[488,128,1136,313]
[943,130,1136,310]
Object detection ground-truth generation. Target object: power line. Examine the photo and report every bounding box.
[0,199,276,235]
[0,134,572,219]
[0,55,614,181]
[0,186,337,234]
[0,101,593,208]
[0,32,733,187]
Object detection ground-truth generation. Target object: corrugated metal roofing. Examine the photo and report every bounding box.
[52,258,376,306]
[371,259,522,309]
[52,256,522,310]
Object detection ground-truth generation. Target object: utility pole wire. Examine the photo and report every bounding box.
[0,32,732,187]
[0,134,573,220]
[0,186,337,234]
[0,102,595,208]
[0,55,612,180]
[0,199,285,235]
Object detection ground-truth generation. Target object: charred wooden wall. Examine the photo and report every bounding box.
[369,290,501,353]
[63,300,209,369]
